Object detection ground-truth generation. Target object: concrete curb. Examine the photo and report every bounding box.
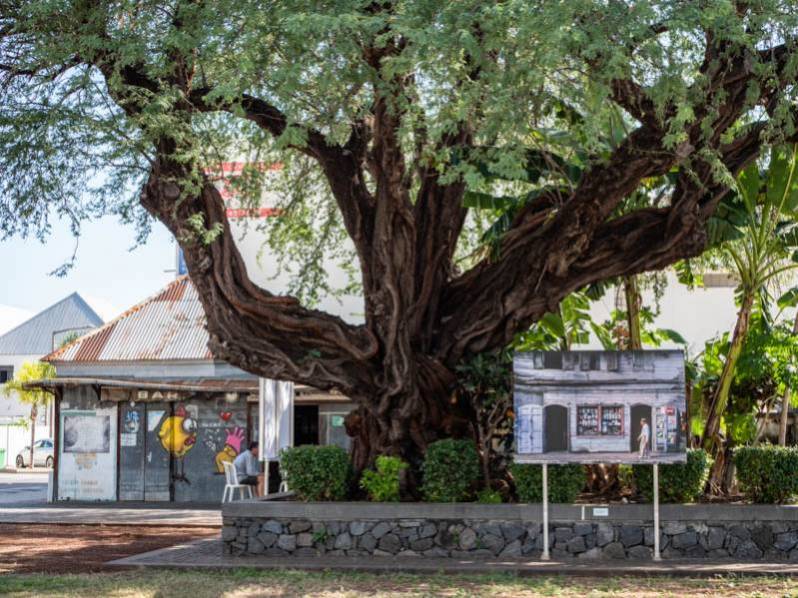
[108,537,798,577]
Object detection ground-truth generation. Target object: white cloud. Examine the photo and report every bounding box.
[0,305,32,336]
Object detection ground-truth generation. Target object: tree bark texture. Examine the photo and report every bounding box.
[624,276,643,350]
[77,19,798,477]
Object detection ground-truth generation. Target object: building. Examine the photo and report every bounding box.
[39,276,354,502]
[513,350,687,464]
[0,293,103,468]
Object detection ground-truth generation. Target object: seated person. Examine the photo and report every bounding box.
[233,441,261,496]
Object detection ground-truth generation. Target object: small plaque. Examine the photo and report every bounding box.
[592,507,609,517]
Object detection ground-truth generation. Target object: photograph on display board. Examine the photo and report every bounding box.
[513,351,687,464]
[62,413,111,454]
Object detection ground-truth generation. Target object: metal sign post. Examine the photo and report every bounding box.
[653,463,661,561]
[542,463,550,560]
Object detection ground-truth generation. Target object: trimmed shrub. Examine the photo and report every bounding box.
[279,445,351,501]
[421,439,480,502]
[734,445,798,504]
[632,449,711,503]
[476,488,503,504]
[360,456,407,502]
[510,463,586,503]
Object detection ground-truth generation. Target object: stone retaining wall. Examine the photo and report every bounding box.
[223,517,798,560]
[222,503,798,560]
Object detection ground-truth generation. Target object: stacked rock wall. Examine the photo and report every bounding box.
[223,517,798,560]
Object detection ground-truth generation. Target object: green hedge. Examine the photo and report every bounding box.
[421,439,480,502]
[279,445,351,501]
[360,455,407,502]
[632,449,711,503]
[510,463,585,503]
[734,445,798,504]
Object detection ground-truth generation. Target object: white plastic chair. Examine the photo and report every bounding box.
[222,460,253,503]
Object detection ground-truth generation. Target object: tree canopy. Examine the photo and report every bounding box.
[3,1,798,469]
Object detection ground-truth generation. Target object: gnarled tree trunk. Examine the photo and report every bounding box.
[80,13,794,492]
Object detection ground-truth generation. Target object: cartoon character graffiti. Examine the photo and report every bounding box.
[215,427,245,473]
[158,404,197,484]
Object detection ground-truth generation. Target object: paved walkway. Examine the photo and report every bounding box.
[0,503,221,527]
[110,537,798,577]
[0,471,48,505]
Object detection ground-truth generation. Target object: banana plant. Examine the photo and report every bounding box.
[700,145,798,489]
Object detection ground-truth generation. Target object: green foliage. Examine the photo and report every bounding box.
[2,2,798,289]
[476,488,503,504]
[632,450,712,503]
[594,305,687,351]
[2,362,56,408]
[514,292,594,351]
[510,464,585,503]
[734,445,798,504]
[58,332,81,349]
[279,445,351,501]
[359,456,407,502]
[421,439,480,502]
[690,312,798,441]
[455,350,514,485]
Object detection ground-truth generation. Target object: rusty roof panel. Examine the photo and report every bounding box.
[45,277,213,363]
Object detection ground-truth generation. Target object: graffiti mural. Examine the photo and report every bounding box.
[214,427,245,473]
[157,404,197,484]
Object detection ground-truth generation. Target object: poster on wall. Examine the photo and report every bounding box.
[513,351,687,464]
[58,406,118,501]
[63,414,111,453]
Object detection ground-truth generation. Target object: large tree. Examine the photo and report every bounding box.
[2,1,798,480]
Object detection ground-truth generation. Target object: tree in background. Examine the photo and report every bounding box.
[693,146,798,491]
[2,362,56,468]
[2,3,798,483]
[777,289,798,446]
[455,349,513,493]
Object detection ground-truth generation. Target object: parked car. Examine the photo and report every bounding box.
[15,439,54,468]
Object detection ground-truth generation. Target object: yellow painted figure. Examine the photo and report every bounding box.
[214,427,245,473]
[158,404,197,483]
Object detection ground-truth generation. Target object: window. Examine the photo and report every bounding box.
[577,405,624,436]
[577,406,599,435]
[0,366,12,384]
[600,406,624,436]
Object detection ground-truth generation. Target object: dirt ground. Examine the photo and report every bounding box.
[0,523,219,574]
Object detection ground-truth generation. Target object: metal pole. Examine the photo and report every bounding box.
[542,463,550,561]
[653,463,661,561]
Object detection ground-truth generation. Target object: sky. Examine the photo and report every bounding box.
[0,215,177,326]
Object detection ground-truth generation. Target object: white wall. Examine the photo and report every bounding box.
[211,163,364,323]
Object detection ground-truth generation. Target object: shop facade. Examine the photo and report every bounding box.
[514,350,687,463]
[40,276,354,503]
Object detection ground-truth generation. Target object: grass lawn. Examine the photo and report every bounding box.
[1,569,797,597]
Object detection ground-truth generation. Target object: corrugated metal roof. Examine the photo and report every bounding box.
[45,276,213,363]
[0,293,103,355]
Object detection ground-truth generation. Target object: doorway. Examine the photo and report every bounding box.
[118,402,171,501]
[630,404,652,453]
[294,405,319,446]
[544,405,568,452]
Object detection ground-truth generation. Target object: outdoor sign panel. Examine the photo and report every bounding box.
[58,406,118,500]
[513,350,686,464]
